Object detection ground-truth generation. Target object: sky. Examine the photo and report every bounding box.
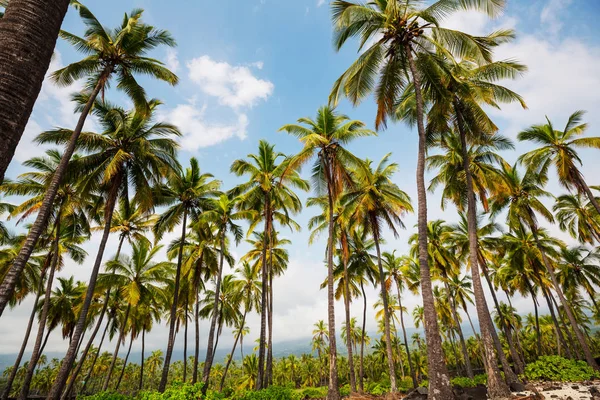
[2,0,600,360]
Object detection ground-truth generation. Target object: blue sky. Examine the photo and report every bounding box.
[2,0,600,357]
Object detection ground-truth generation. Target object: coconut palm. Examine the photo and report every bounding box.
[491,162,598,368]
[231,139,307,388]
[0,3,179,316]
[519,111,600,215]
[557,246,600,315]
[330,1,509,394]
[153,157,220,391]
[554,193,600,245]
[280,105,374,400]
[42,100,180,399]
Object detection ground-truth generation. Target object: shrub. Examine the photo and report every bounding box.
[451,374,487,388]
[231,386,301,400]
[79,392,133,400]
[524,356,600,382]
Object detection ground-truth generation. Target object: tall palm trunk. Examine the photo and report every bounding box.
[47,173,121,400]
[325,163,340,400]
[201,230,226,394]
[81,317,110,395]
[1,256,48,400]
[62,236,125,400]
[256,194,271,390]
[159,209,188,392]
[341,239,357,392]
[405,43,453,400]
[580,177,600,216]
[115,333,134,391]
[396,282,417,388]
[192,254,203,384]
[371,224,397,392]
[549,292,581,358]
[456,108,513,398]
[103,304,131,390]
[532,230,598,369]
[139,329,145,392]
[266,269,274,386]
[220,309,248,390]
[359,281,367,393]
[0,0,70,182]
[443,279,473,379]
[18,212,61,400]
[183,298,188,383]
[540,285,572,359]
[0,72,111,315]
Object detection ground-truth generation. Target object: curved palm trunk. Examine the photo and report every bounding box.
[533,231,598,369]
[266,268,274,386]
[372,225,397,392]
[18,214,61,400]
[115,333,134,391]
[256,195,271,390]
[192,254,203,384]
[396,283,417,388]
[183,298,188,383]
[102,304,131,391]
[540,285,572,359]
[405,43,453,400]
[220,309,248,390]
[201,230,226,394]
[0,74,110,316]
[1,260,47,400]
[443,279,473,379]
[0,0,70,183]
[325,167,340,400]
[341,243,357,393]
[390,317,405,378]
[359,281,367,393]
[139,329,145,392]
[549,286,582,359]
[580,177,600,216]
[47,174,121,400]
[159,209,188,392]
[81,317,110,395]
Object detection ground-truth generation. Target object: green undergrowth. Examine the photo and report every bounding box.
[524,355,600,382]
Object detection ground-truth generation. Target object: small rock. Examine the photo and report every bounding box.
[550,395,558,399]
[416,386,428,395]
[572,385,580,390]
[511,382,527,392]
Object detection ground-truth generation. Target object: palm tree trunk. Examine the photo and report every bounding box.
[256,194,270,390]
[201,230,226,394]
[405,42,453,400]
[443,279,473,379]
[61,287,112,400]
[549,288,582,359]
[325,165,340,400]
[455,103,511,398]
[139,329,145,392]
[580,177,600,216]
[1,262,46,400]
[533,230,598,369]
[372,225,397,392]
[341,242,357,393]
[0,72,111,316]
[359,281,367,393]
[391,317,405,378]
[220,309,247,390]
[540,285,572,359]
[18,213,61,400]
[183,298,188,383]
[396,284,417,388]
[115,333,134,391]
[103,304,131,391]
[0,0,70,183]
[47,175,121,399]
[193,254,203,384]
[159,209,188,392]
[266,268,274,386]
[81,317,110,395]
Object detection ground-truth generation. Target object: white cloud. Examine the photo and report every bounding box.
[540,0,573,35]
[12,120,45,163]
[441,10,517,36]
[164,102,248,150]
[187,55,274,109]
[317,0,326,7]
[165,49,180,73]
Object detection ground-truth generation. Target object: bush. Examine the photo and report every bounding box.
[231,386,301,400]
[295,386,327,399]
[524,356,600,382]
[79,392,133,400]
[451,374,487,388]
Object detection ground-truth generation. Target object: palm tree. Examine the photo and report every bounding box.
[557,246,600,315]
[519,111,600,215]
[98,241,172,390]
[312,319,329,383]
[554,193,600,245]
[0,1,178,317]
[330,1,511,394]
[280,106,374,400]
[231,139,307,388]
[153,157,220,391]
[383,251,417,388]
[344,154,412,393]
[199,194,251,394]
[491,163,598,369]
[44,100,180,399]
[0,0,70,182]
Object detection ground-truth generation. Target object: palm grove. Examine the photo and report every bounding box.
[0,1,600,400]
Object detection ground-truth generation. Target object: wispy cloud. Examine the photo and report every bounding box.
[540,0,573,35]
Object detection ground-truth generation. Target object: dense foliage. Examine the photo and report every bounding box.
[524,356,600,382]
